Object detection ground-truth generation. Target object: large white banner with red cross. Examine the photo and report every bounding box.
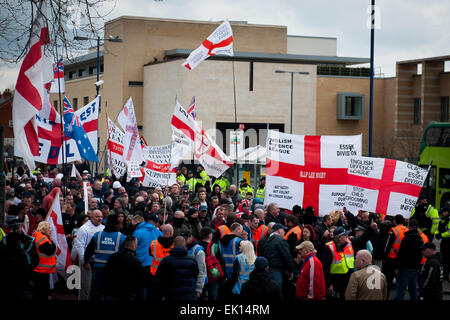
[344,157,428,218]
[264,130,362,216]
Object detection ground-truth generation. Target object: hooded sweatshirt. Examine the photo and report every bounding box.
[132,221,162,267]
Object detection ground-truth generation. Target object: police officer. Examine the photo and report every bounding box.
[256,176,266,201]
[196,165,211,190]
[84,214,126,300]
[435,206,450,281]
[239,179,254,198]
[177,166,188,186]
[410,195,440,240]
[186,170,199,192]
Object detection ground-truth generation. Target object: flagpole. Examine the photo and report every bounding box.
[54,50,66,198]
[232,60,239,186]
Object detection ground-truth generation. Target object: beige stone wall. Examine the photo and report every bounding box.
[100,16,287,169]
[316,77,386,156]
[50,75,101,111]
[143,59,316,151]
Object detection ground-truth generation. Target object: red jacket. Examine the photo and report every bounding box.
[295,253,326,300]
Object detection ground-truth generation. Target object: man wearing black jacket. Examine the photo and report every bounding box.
[418,242,443,300]
[394,219,424,300]
[103,236,146,300]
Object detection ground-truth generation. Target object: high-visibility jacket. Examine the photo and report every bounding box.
[219,237,242,279]
[212,177,228,191]
[252,224,268,252]
[177,174,186,185]
[326,239,354,275]
[387,225,409,259]
[419,232,429,265]
[0,227,5,243]
[150,239,173,275]
[33,231,56,273]
[218,225,230,239]
[285,225,302,242]
[410,204,440,234]
[186,178,199,192]
[255,186,265,200]
[436,217,450,238]
[199,170,211,186]
[239,186,254,197]
[232,254,255,295]
[92,230,126,268]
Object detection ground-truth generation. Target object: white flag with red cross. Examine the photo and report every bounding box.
[117,97,143,165]
[45,188,71,279]
[265,130,362,216]
[182,20,233,70]
[344,157,428,218]
[171,101,232,177]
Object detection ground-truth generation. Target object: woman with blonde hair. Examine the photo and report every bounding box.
[230,240,256,298]
[32,221,56,301]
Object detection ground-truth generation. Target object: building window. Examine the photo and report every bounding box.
[84,96,89,106]
[413,98,421,124]
[53,100,58,109]
[441,96,449,122]
[249,61,254,91]
[336,92,365,120]
[73,98,78,110]
[78,69,87,77]
[89,66,97,75]
[128,81,143,87]
[100,64,104,72]
[68,71,76,79]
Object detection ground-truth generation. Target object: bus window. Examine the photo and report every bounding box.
[439,168,450,188]
[425,128,442,146]
[425,127,450,147]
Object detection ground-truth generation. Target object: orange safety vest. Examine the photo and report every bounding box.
[33,231,56,273]
[252,224,268,251]
[150,240,173,276]
[218,225,230,239]
[284,225,302,241]
[420,232,429,265]
[387,225,409,259]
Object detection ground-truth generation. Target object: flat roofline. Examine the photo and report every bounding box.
[287,35,337,40]
[106,16,286,29]
[397,55,450,64]
[63,51,104,67]
[157,49,369,66]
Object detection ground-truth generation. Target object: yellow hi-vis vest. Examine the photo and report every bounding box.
[326,239,354,274]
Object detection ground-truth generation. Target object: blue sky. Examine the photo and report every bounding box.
[1,0,450,89]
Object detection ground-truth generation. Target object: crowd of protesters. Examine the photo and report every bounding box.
[0,160,449,302]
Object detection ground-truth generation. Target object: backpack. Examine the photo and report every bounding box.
[205,241,224,283]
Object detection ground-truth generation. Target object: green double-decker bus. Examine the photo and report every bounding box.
[418,122,450,209]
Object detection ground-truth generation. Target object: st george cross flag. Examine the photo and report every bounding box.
[63,96,98,162]
[107,117,127,178]
[34,96,99,165]
[187,96,197,119]
[344,157,428,218]
[265,130,362,215]
[49,58,65,93]
[182,20,233,70]
[117,97,143,165]
[45,188,71,279]
[140,144,177,187]
[13,4,53,171]
[171,101,232,177]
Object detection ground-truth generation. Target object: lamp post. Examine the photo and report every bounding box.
[275,70,310,134]
[73,35,123,175]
